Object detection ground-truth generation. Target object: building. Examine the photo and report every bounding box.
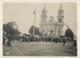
[39,4,64,38]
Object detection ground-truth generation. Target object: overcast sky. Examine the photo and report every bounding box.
[3,3,77,35]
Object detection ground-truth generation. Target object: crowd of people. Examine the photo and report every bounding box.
[3,33,77,47]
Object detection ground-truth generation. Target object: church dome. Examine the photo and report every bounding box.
[49,16,54,23]
[58,8,64,14]
[58,4,64,14]
[42,5,47,14]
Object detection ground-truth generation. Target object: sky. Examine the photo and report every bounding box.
[3,3,77,35]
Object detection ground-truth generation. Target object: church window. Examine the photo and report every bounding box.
[60,11,62,15]
[51,19,52,22]
[58,30,60,35]
[59,18,62,22]
[50,30,53,34]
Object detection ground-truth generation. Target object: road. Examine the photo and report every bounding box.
[3,41,77,56]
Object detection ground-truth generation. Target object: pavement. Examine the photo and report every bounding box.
[3,41,77,56]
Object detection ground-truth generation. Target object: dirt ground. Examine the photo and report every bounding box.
[3,41,77,56]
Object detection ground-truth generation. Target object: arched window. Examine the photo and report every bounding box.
[59,18,62,22]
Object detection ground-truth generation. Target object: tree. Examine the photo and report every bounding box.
[29,25,41,36]
[29,25,34,35]
[3,22,21,41]
[65,27,74,40]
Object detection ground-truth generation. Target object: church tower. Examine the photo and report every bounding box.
[56,4,64,37]
[57,4,64,22]
[40,4,47,37]
[41,5,47,21]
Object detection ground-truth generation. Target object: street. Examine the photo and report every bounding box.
[3,41,77,56]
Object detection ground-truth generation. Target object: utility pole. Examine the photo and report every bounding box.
[33,8,36,37]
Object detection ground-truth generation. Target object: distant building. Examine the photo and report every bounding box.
[39,4,64,38]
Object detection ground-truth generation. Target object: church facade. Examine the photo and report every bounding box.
[39,4,64,38]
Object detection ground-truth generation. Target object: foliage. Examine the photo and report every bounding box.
[29,25,41,36]
[65,28,74,39]
[3,22,21,40]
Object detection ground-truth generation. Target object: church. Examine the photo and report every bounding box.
[39,4,64,38]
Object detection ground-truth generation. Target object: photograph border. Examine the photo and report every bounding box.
[0,0,80,58]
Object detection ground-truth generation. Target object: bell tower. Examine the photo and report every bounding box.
[57,4,64,37]
[41,5,47,22]
[40,4,47,37]
[57,4,64,22]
